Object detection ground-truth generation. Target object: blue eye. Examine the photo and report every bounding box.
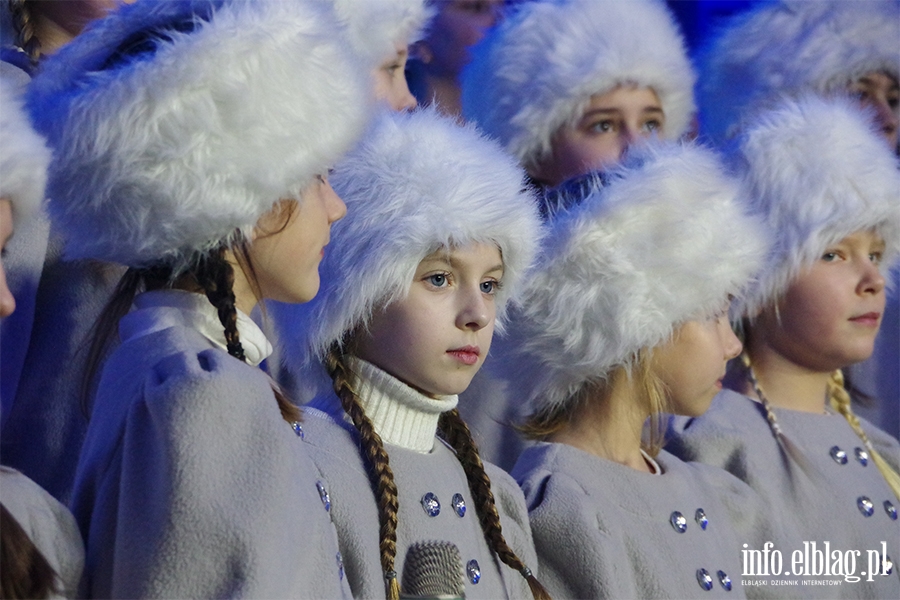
[427,273,448,287]
[588,120,615,134]
[821,251,838,262]
[870,252,883,265]
[643,120,662,132]
[480,280,500,294]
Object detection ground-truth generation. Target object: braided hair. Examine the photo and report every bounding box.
[82,242,300,423]
[325,344,549,600]
[7,0,40,63]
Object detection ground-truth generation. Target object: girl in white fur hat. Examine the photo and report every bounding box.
[669,95,900,600]
[494,141,770,599]
[27,0,371,596]
[273,107,547,600]
[331,0,432,112]
[461,0,695,188]
[0,73,84,600]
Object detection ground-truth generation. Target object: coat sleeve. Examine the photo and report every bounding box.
[101,348,322,598]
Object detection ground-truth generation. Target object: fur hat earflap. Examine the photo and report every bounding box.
[461,0,695,171]
[0,75,49,224]
[733,94,900,319]
[698,0,899,143]
[333,0,433,68]
[492,141,769,417]
[29,0,372,271]
[273,106,541,392]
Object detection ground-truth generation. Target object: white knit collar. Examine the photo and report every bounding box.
[122,289,272,366]
[641,449,662,475]
[345,356,458,453]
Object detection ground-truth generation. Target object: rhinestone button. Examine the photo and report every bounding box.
[829,446,847,464]
[718,570,732,591]
[670,511,687,533]
[884,555,894,575]
[291,421,304,439]
[854,447,869,466]
[695,508,709,530]
[466,559,481,584]
[857,496,874,517]
[316,481,330,512]
[421,492,441,517]
[452,493,467,517]
[336,552,344,580]
[885,501,898,520]
[696,568,713,591]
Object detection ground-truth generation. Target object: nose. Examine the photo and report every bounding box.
[617,124,643,160]
[858,259,886,296]
[718,316,743,361]
[0,265,15,319]
[322,179,347,224]
[456,286,491,331]
[865,95,899,147]
[393,78,417,112]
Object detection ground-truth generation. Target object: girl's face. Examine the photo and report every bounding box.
[247,176,346,306]
[372,42,417,112]
[0,199,15,318]
[650,313,743,417]
[752,230,886,373]
[849,71,899,150]
[354,242,503,397]
[531,85,665,187]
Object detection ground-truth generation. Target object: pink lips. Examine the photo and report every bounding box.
[447,346,480,366]
[849,312,881,326]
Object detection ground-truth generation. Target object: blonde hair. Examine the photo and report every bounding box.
[520,350,670,456]
[828,370,900,500]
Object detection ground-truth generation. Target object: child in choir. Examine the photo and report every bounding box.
[462,0,695,189]
[494,142,770,599]
[697,0,898,149]
[29,0,372,596]
[331,0,431,112]
[273,107,546,600]
[668,95,900,599]
[0,72,83,600]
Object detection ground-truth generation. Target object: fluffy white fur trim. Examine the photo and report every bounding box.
[273,107,541,393]
[0,75,49,223]
[29,0,371,269]
[492,142,769,416]
[733,94,900,318]
[461,0,695,170]
[699,0,899,143]
[332,0,433,67]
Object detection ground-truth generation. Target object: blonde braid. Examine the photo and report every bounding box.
[828,370,900,500]
[742,352,817,478]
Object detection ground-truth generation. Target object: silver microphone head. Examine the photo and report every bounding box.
[400,540,466,600]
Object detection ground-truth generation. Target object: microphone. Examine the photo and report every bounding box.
[400,540,466,600]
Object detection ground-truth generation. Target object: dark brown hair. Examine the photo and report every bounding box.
[0,503,59,599]
[325,345,550,600]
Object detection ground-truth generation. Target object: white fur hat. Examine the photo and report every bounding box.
[461,0,695,171]
[332,0,433,67]
[699,0,899,144]
[274,107,541,389]
[492,141,769,416]
[28,0,371,270]
[733,94,900,319]
[0,74,49,223]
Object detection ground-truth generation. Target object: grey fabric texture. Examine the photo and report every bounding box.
[0,466,84,598]
[69,301,350,599]
[513,442,766,599]
[301,393,538,599]
[668,389,900,599]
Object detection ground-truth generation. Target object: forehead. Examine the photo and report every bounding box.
[585,85,663,113]
[419,242,503,269]
[854,71,899,91]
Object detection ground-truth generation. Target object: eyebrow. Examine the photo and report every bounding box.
[581,106,665,119]
[419,255,504,275]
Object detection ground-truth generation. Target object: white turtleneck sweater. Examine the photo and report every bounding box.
[302,357,538,599]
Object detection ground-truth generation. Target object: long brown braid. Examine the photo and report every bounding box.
[438,409,551,600]
[325,345,402,600]
[828,370,900,500]
[82,244,300,423]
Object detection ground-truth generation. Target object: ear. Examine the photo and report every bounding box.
[408,40,432,65]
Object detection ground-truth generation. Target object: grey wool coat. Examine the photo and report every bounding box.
[668,389,900,600]
[512,442,769,600]
[299,394,539,600]
[69,293,350,599]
